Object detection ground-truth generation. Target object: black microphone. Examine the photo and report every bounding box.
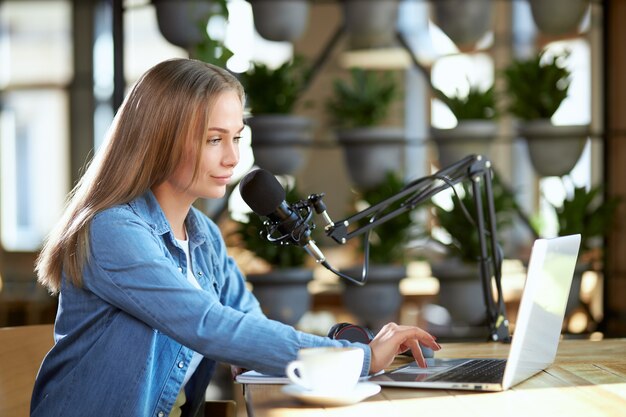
[239,169,326,263]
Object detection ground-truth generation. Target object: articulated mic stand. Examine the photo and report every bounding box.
[298,154,510,342]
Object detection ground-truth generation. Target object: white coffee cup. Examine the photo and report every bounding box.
[285,347,364,393]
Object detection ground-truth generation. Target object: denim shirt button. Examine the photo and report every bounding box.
[177,267,182,272]
[197,271,203,276]
[157,412,164,417]
[178,360,185,369]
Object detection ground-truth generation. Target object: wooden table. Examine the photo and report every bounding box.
[241,338,626,417]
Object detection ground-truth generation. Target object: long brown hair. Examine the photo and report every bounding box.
[36,59,245,294]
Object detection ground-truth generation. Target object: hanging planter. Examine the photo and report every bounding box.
[326,68,403,189]
[529,0,590,36]
[431,83,499,168]
[518,120,588,177]
[341,264,406,332]
[341,0,400,49]
[248,0,310,42]
[504,49,588,177]
[152,0,218,48]
[431,0,493,47]
[336,127,407,190]
[239,57,313,175]
[247,268,313,326]
[426,258,491,340]
[431,121,497,169]
[339,173,413,332]
[247,115,313,175]
[427,176,520,340]
[430,259,487,327]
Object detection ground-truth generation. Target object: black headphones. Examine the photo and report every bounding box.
[327,322,374,344]
[327,322,435,358]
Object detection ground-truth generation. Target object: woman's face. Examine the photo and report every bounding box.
[167,90,245,202]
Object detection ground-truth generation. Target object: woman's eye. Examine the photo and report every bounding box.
[207,137,221,145]
[233,136,242,144]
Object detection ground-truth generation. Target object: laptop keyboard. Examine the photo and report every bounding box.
[425,359,507,383]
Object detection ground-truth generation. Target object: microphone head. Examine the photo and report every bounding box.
[239,169,286,217]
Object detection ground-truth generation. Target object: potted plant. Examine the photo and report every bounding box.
[231,180,314,326]
[341,0,400,49]
[427,174,519,340]
[247,0,310,42]
[431,0,493,48]
[240,56,314,175]
[549,184,621,320]
[431,82,499,168]
[529,0,589,36]
[152,0,232,66]
[325,67,403,190]
[503,49,589,177]
[341,171,417,332]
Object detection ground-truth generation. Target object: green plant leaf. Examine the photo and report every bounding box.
[240,56,311,114]
[503,49,571,120]
[432,174,519,263]
[353,172,415,264]
[326,68,399,128]
[191,0,233,67]
[434,82,498,121]
[554,185,621,252]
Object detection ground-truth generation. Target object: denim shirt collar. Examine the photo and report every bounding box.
[128,190,207,248]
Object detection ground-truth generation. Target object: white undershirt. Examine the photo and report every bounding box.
[175,237,204,388]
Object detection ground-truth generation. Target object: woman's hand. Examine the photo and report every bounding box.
[368,322,441,374]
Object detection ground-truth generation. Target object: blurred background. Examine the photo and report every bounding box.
[1,0,625,356]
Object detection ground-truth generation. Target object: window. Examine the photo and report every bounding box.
[0,1,71,251]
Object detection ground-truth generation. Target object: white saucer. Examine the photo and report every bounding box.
[281,382,381,406]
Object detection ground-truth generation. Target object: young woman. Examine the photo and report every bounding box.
[31,58,440,417]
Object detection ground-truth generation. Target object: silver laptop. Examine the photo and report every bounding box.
[369,234,581,391]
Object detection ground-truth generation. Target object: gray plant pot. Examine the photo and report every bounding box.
[342,0,400,49]
[341,264,406,332]
[249,0,310,42]
[247,115,314,175]
[430,258,487,327]
[336,127,406,190]
[432,0,493,47]
[152,0,215,48]
[431,120,497,169]
[517,120,589,177]
[529,0,589,36]
[247,267,313,326]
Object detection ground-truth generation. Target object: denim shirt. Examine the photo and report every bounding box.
[30,191,371,417]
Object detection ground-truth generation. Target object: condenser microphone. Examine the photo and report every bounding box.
[239,169,326,263]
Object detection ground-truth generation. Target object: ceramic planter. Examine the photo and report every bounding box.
[517,120,589,177]
[431,0,493,47]
[341,264,406,332]
[529,0,589,36]
[431,120,497,169]
[430,258,487,325]
[425,257,492,340]
[336,127,406,190]
[247,267,313,326]
[247,115,314,175]
[248,0,310,42]
[152,0,215,48]
[341,0,400,49]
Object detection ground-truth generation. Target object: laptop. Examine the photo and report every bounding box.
[369,234,581,391]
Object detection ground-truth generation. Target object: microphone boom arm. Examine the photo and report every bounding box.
[321,154,510,342]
